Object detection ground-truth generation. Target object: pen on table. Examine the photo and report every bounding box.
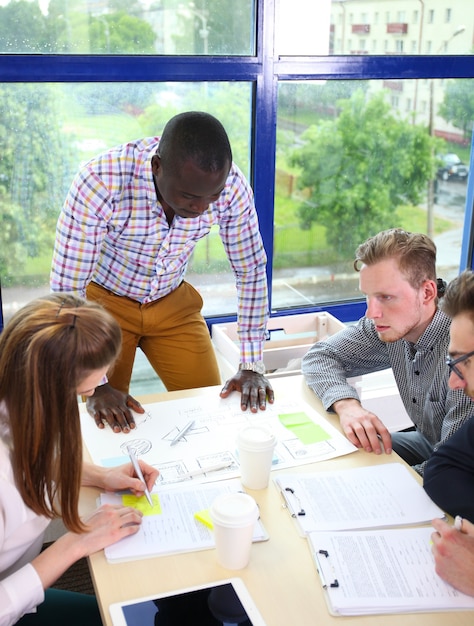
[454,515,464,531]
[174,461,233,481]
[170,419,195,447]
[127,445,153,508]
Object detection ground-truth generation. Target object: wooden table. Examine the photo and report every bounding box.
[79,375,474,626]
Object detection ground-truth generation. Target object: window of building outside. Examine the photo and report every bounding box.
[1,0,473,394]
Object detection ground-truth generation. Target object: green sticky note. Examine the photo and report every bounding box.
[279,411,330,445]
[122,493,161,516]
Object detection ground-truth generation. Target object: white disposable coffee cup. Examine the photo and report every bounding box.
[237,425,277,490]
[209,492,259,570]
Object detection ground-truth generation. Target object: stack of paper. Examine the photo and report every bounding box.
[275,463,474,615]
[275,463,445,534]
[308,527,474,615]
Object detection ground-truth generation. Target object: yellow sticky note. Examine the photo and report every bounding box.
[122,493,161,516]
[194,509,214,529]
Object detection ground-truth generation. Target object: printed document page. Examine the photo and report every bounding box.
[308,527,474,615]
[275,463,445,533]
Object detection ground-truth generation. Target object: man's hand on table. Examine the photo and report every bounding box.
[333,397,392,454]
[86,382,145,433]
[220,370,275,412]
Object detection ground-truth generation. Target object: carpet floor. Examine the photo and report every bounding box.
[42,542,95,595]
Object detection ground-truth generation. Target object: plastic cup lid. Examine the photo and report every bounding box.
[237,425,276,451]
[209,492,259,527]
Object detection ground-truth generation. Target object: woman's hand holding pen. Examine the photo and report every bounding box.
[33,460,160,590]
[431,517,474,596]
[82,460,159,499]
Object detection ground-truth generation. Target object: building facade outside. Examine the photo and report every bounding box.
[330,0,473,143]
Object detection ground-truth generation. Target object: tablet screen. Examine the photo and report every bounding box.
[109,578,266,626]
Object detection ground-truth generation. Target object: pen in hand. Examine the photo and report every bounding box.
[127,445,153,508]
[170,419,195,447]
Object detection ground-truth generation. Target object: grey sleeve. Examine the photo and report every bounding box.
[301,317,391,411]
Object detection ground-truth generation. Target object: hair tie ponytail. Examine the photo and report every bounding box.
[437,278,447,298]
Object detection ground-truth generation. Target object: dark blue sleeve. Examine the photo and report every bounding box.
[423,417,474,522]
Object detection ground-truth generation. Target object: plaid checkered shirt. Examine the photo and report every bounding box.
[302,309,474,475]
[51,137,269,362]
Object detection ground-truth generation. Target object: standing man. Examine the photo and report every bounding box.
[302,228,474,475]
[51,111,273,432]
[421,270,474,596]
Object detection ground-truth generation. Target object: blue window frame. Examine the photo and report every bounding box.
[0,0,473,332]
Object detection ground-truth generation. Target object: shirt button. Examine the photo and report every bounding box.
[412,398,417,403]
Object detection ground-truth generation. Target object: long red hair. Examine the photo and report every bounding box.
[0,294,121,532]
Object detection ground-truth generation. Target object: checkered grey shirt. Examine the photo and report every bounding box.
[302,309,474,474]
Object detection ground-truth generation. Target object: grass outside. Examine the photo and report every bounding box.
[19,192,455,282]
[179,194,455,273]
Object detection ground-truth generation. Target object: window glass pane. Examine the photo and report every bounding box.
[0,81,252,329]
[0,0,255,55]
[274,78,473,309]
[277,0,471,57]
[0,80,252,393]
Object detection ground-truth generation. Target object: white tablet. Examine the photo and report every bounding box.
[109,577,267,626]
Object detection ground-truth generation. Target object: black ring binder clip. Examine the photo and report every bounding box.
[284,487,305,517]
[317,550,339,588]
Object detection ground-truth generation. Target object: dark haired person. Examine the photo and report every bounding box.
[302,229,474,475]
[0,294,158,625]
[51,112,273,432]
[422,270,474,596]
[424,270,474,522]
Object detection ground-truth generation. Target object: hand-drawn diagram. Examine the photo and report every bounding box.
[120,439,152,457]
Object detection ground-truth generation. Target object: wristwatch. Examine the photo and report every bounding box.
[239,361,266,375]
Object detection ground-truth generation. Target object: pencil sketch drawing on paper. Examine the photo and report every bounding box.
[120,439,152,456]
